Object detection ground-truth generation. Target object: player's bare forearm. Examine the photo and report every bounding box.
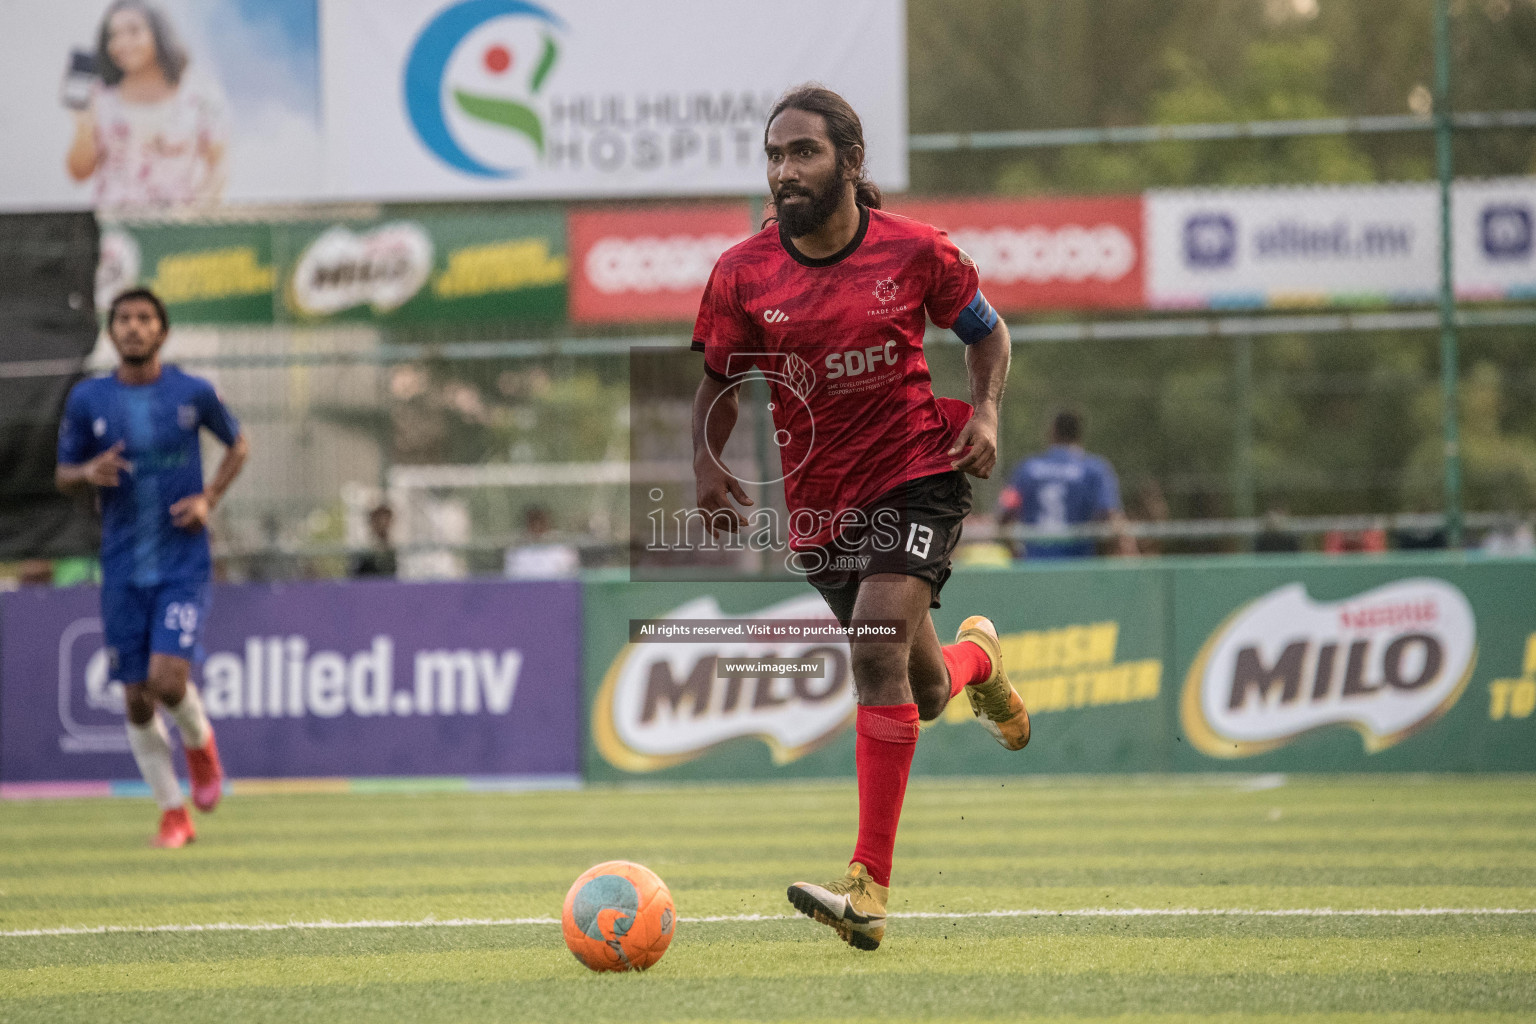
[55,463,91,494]
[692,375,752,531]
[204,434,250,508]
[950,322,1010,478]
[57,441,131,493]
[172,435,250,531]
[966,321,1010,417]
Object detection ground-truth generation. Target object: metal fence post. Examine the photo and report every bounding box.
[1435,0,1463,546]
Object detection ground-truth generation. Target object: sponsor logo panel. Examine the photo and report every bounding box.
[1455,179,1536,299]
[594,594,856,772]
[1,582,581,782]
[568,204,752,322]
[892,196,1145,312]
[1181,578,1477,757]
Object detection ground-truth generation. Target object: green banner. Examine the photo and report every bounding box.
[1170,556,1536,773]
[581,556,1536,782]
[278,208,567,325]
[580,565,1173,783]
[99,208,568,326]
[99,221,277,324]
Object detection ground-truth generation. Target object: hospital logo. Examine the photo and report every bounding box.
[404,0,567,178]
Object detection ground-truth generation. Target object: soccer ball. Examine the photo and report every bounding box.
[562,860,676,972]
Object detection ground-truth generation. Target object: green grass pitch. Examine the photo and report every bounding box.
[3,775,1534,1022]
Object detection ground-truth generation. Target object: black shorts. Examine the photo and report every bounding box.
[801,471,973,627]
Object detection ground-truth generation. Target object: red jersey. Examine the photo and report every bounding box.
[692,206,981,548]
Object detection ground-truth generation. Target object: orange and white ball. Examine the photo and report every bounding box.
[561,860,675,972]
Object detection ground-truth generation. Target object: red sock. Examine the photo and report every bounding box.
[850,703,919,887]
[942,641,993,697]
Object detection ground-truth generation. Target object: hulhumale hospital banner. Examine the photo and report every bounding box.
[0,0,906,212]
[322,0,906,201]
[0,580,582,786]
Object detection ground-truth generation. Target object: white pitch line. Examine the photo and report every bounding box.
[4,907,1535,938]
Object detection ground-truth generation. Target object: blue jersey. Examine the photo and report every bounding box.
[1002,445,1122,559]
[58,366,240,588]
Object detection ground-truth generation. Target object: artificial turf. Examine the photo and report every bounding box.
[2,775,1533,1022]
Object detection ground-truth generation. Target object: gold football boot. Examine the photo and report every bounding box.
[786,862,888,951]
[956,615,1031,750]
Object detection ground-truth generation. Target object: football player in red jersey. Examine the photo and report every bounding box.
[691,86,1032,950]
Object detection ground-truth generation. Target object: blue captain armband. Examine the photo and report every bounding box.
[954,290,1000,344]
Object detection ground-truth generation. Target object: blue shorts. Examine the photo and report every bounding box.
[101,581,212,684]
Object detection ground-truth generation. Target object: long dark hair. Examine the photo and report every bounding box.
[97,0,188,88]
[765,85,883,210]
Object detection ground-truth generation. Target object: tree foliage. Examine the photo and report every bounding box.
[910,0,1536,530]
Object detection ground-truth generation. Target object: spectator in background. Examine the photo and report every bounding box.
[504,505,579,579]
[64,1,227,211]
[997,410,1135,559]
[349,504,397,579]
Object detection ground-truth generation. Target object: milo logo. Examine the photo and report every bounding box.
[594,594,854,772]
[1182,578,1476,757]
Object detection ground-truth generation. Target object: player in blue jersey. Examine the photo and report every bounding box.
[997,410,1134,559]
[56,288,249,848]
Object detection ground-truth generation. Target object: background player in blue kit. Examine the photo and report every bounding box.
[997,410,1135,559]
[56,288,249,848]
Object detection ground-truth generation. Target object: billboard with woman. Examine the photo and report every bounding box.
[1,0,321,212]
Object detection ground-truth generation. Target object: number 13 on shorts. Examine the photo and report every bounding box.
[906,523,934,559]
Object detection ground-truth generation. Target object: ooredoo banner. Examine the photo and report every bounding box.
[568,203,755,323]
[0,580,582,784]
[891,197,1145,312]
[322,0,906,202]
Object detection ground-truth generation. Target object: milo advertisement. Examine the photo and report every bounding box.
[98,207,568,325]
[581,564,1173,783]
[583,556,1536,782]
[279,207,567,324]
[1172,558,1536,772]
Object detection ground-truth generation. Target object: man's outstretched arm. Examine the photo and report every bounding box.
[691,375,753,533]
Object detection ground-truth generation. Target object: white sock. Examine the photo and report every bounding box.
[167,683,212,749]
[126,716,184,811]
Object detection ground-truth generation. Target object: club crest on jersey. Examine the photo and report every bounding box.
[93,417,107,437]
[872,278,899,304]
[177,405,198,430]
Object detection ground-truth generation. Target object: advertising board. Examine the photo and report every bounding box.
[891,197,1145,312]
[568,203,755,324]
[1146,180,1536,308]
[0,580,582,785]
[0,0,323,212]
[98,208,568,325]
[322,0,906,202]
[1,0,905,210]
